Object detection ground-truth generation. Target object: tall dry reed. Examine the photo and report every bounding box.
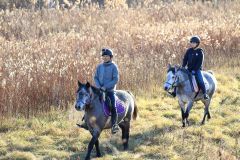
[0,1,239,117]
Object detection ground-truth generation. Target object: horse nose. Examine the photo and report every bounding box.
[75,104,79,110]
[164,86,168,91]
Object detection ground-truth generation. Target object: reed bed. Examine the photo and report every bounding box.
[0,1,239,117]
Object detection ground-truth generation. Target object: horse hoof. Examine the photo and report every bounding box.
[96,153,102,157]
[123,146,129,151]
[182,124,185,127]
[201,122,205,125]
[84,156,90,160]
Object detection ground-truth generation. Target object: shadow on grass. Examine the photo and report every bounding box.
[70,125,178,159]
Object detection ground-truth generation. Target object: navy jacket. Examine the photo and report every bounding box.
[182,48,204,71]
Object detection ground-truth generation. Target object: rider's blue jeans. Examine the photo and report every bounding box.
[192,70,207,94]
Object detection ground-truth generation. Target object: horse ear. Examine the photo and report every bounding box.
[168,64,171,69]
[78,80,82,87]
[86,82,91,88]
[174,65,178,72]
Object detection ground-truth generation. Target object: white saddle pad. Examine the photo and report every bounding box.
[192,75,209,92]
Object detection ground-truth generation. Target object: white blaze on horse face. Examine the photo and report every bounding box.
[164,71,176,91]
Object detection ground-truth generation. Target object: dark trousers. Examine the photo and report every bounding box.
[106,91,118,126]
[194,70,207,94]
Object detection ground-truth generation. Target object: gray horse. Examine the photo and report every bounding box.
[164,64,217,127]
[75,81,138,160]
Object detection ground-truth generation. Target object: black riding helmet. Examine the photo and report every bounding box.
[190,36,201,44]
[102,48,113,58]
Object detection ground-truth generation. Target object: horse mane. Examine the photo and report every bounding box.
[168,67,189,75]
[91,86,102,96]
[179,68,190,74]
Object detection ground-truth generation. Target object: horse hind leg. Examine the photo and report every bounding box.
[201,100,211,125]
[185,101,194,126]
[119,121,130,150]
[207,112,211,119]
[181,107,186,127]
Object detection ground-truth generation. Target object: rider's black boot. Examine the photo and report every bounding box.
[111,107,119,134]
[204,94,210,100]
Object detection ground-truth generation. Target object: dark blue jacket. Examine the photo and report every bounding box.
[182,48,204,71]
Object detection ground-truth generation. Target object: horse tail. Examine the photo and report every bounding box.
[133,103,138,120]
[206,70,217,92]
[127,91,138,120]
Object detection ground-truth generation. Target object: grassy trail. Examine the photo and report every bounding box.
[0,70,240,160]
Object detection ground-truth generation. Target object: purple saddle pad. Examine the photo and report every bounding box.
[102,97,125,117]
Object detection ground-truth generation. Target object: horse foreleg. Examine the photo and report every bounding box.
[185,101,194,126]
[85,131,100,160]
[181,107,186,127]
[95,139,102,157]
[178,100,186,127]
[201,100,211,125]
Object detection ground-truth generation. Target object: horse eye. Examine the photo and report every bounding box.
[172,76,175,79]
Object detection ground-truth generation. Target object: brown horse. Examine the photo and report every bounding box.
[75,81,138,160]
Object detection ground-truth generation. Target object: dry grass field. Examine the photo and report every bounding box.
[0,70,240,159]
[0,1,240,159]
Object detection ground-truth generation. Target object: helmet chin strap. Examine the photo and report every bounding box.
[193,43,200,49]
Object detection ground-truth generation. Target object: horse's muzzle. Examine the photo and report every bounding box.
[164,84,170,91]
[164,86,168,91]
[75,104,81,111]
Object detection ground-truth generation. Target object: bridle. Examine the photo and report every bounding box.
[165,76,179,89]
[76,85,112,111]
[76,91,92,110]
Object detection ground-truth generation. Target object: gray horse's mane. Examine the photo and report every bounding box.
[168,66,189,75]
[178,67,190,74]
[90,86,103,98]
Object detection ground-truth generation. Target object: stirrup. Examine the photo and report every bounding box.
[204,94,209,100]
[111,124,119,134]
[76,123,89,130]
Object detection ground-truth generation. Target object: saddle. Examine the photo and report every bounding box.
[100,92,125,117]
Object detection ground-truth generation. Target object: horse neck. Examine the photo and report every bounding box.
[85,96,107,130]
[177,69,191,90]
[86,96,102,113]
